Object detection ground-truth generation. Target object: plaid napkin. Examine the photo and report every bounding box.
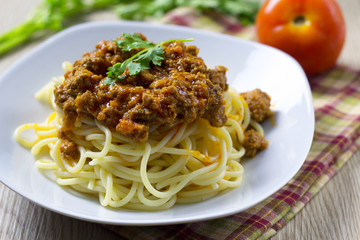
[105,7,360,239]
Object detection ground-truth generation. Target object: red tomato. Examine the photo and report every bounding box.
[255,0,346,76]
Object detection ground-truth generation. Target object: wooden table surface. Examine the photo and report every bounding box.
[1,0,359,239]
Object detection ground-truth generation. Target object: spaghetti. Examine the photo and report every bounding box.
[15,36,270,211]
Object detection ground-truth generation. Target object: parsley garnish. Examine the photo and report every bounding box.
[104,33,193,85]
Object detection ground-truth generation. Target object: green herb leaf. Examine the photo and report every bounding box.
[103,77,116,85]
[115,33,155,51]
[105,34,193,84]
[127,61,142,75]
[131,45,164,73]
[106,62,124,78]
[144,45,164,66]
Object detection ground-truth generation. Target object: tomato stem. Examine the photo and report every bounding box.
[293,15,306,25]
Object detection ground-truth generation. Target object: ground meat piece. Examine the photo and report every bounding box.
[244,129,268,158]
[240,89,272,122]
[58,128,80,161]
[81,55,107,75]
[60,139,80,161]
[54,33,228,144]
[207,66,228,91]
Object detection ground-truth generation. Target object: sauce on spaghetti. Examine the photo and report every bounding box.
[54,33,271,160]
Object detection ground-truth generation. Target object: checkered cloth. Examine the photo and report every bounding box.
[105,7,360,239]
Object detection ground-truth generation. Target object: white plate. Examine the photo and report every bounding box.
[0,21,314,225]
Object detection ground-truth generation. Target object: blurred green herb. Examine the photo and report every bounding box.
[0,0,259,56]
[104,33,193,84]
[115,0,260,25]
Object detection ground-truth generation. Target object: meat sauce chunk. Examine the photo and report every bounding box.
[54,34,228,145]
[240,89,272,122]
[244,129,268,158]
[240,89,272,157]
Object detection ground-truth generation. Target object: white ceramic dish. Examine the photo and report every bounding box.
[0,21,314,225]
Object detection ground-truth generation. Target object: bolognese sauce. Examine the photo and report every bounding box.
[54,33,271,159]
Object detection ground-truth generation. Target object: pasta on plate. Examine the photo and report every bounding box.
[15,34,272,211]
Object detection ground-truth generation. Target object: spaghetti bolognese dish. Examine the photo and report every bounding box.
[15,33,272,211]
